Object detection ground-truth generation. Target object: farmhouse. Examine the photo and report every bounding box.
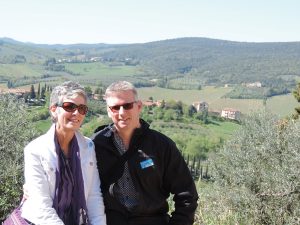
[142,100,163,107]
[221,108,241,120]
[0,88,27,97]
[242,81,262,88]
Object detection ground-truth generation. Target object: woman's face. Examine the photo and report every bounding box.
[51,94,87,133]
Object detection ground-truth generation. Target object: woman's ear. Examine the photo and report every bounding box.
[49,105,57,119]
[50,105,56,112]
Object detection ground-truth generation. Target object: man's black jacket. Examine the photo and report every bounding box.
[91,120,198,225]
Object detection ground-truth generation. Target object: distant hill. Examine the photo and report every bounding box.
[1,37,300,88]
[97,38,300,85]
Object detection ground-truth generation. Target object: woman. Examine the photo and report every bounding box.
[21,81,106,225]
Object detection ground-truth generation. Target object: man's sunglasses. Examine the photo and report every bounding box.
[56,102,88,115]
[108,101,136,112]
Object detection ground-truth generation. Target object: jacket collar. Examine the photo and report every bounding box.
[91,119,150,148]
[46,124,86,155]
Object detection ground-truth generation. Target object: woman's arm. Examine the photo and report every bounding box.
[21,142,64,225]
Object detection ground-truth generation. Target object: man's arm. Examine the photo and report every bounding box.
[164,141,199,225]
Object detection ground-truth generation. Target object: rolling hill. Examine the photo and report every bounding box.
[1,37,300,89]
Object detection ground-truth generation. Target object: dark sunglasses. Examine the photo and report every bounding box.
[108,101,136,112]
[56,102,88,115]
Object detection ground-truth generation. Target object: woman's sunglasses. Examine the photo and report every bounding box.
[108,101,136,112]
[56,102,88,115]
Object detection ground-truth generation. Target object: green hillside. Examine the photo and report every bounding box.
[1,37,300,87]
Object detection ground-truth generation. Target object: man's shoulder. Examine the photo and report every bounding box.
[138,119,176,146]
[90,124,111,142]
[147,127,176,146]
[94,124,108,133]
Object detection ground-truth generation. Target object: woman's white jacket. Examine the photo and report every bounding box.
[21,124,106,225]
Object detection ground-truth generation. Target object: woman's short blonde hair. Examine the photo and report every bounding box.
[50,81,87,122]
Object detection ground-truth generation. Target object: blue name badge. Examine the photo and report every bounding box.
[140,158,154,169]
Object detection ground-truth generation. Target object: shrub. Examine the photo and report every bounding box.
[198,111,300,224]
[0,94,38,220]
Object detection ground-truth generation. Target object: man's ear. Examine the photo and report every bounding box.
[137,100,143,111]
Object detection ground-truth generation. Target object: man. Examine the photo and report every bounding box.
[91,81,198,225]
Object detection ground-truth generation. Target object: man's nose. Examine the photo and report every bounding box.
[118,106,125,114]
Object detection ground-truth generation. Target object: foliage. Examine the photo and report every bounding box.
[84,86,93,98]
[149,120,229,159]
[86,99,107,117]
[81,116,112,137]
[29,84,36,99]
[292,82,300,119]
[142,101,210,125]
[29,106,50,122]
[198,111,300,224]
[0,94,38,220]
[225,80,293,99]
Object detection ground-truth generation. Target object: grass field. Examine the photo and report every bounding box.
[0,63,44,77]
[64,62,143,85]
[265,94,298,117]
[138,86,232,103]
[206,120,241,139]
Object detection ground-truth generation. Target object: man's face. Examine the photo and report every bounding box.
[106,90,142,134]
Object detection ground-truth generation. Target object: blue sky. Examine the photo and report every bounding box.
[0,0,299,44]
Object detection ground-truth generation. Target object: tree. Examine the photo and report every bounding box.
[185,137,215,159]
[94,86,104,100]
[199,111,300,224]
[163,109,175,121]
[0,94,38,220]
[7,80,14,88]
[153,107,164,120]
[30,84,36,99]
[160,100,166,109]
[13,55,26,63]
[185,105,197,117]
[44,57,56,66]
[292,82,300,119]
[37,83,41,99]
[40,86,46,99]
[84,86,93,98]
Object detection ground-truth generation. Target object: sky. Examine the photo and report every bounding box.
[0,0,299,44]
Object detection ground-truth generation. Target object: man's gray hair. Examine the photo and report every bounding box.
[104,81,138,100]
[50,81,87,122]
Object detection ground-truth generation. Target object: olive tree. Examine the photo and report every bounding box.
[0,94,38,220]
[197,111,300,225]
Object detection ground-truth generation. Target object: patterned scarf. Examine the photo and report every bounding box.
[53,133,90,225]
